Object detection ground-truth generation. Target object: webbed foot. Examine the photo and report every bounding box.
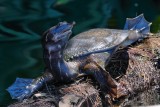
[124,14,151,35]
[7,78,35,101]
[7,71,53,101]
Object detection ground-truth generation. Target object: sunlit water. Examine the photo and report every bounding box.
[0,0,160,106]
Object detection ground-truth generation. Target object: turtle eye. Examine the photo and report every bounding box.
[57,22,62,27]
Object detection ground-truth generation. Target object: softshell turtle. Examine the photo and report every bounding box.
[7,14,152,101]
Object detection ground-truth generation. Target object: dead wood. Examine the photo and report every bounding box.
[8,35,160,107]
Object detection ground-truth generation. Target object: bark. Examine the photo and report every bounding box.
[8,35,160,107]
[8,82,103,107]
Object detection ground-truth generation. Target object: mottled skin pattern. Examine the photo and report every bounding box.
[7,14,152,101]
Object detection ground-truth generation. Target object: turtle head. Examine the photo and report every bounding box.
[44,21,75,43]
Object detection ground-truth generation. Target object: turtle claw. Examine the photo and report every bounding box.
[7,78,34,101]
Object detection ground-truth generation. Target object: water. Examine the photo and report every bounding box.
[0,0,160,106]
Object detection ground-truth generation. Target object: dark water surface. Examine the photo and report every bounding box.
[0,0,160,106]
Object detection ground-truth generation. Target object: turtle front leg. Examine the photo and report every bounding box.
[81,61,128,100]
[7,69,53,101]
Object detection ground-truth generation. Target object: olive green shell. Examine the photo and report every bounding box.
[63,28,129,60]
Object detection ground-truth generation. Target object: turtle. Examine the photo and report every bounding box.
[7,14,152,101]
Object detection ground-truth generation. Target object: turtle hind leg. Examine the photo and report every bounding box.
[7,71,53,101]
[124,14,152,35]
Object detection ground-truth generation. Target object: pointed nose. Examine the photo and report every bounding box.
[65,21,76,29]
[71,21,76,27]
[58,21,75,32]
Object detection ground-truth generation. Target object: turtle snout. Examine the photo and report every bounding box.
[51,21,75,42]
[52,29,72,42]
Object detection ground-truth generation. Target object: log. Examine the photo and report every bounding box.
[8,82,103,107]
[8,35,160,107]
[106,35,160,106]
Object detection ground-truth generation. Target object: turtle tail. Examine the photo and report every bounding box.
[124,14,152,35]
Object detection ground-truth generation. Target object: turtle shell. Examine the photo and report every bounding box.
[63,28,129,60]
